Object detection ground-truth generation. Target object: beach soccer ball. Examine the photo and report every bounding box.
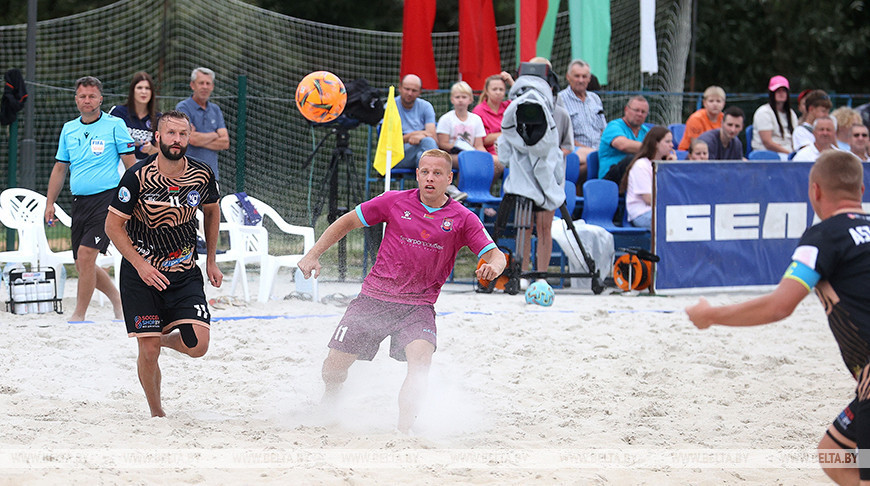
[525,280,554,307]
[295,71,347,123]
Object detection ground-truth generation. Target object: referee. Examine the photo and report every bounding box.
[45,76,135,322]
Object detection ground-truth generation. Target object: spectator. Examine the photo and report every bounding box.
[394,74,438,168]
[856,102,870,128]
[598,96,650,178]
[750,75,799,158]
[619,126,676,229]
[175,67,229,180]
[796,89,812,123]
[472,73,511,158]
[697,106,745,160]
[45,76,135,322]
[687,139,709,160]
[677,86,725,151]
[831,107,862,150]
[793,116,838,162]
[395,74,465,200]
[109,71,160,162]
[436,81,488,168]
[792,90,832,152]
[848,123,870,161]
[557,59,606,169]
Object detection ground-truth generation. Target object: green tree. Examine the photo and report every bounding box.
[693,0,870,94]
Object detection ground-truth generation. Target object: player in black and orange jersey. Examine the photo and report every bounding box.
[105,110,223,417]
[687,150,870,484]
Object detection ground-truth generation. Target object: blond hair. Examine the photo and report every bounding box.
[703,85,725,101]
[450,81,473,98]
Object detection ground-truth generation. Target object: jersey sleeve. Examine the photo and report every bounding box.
[55,124,71,163]
[114,118,136,155]
[201,167,220,205]
[460,210,497,257]
[356,191,399,227]
[109,167,142,218]
[785,225,832,290]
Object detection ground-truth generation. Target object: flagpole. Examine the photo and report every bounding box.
[384,151,392,194]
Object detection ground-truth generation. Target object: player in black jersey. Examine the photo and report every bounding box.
[687,150,870,484]
[105,110,223,417]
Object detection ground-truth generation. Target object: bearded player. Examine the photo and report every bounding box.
[105,110,222,417]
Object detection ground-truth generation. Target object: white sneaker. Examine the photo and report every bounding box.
[446,184,468,202]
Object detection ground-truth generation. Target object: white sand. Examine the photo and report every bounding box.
[0,273,850,484]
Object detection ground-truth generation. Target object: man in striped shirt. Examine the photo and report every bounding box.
[558,59,607,174]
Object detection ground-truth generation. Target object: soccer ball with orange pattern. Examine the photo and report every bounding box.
[295,71,347,123]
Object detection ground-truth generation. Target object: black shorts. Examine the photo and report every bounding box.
[831,364,870,479]
[120,258,210,337]
[70,189,114,259]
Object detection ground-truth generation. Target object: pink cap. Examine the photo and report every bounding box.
[768,75,789,92]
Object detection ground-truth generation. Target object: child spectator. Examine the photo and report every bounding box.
[437,81,488,169]
[677,86,725,151]
[472,74,511,161]
[792,90,832,151]
[687,139,709,160]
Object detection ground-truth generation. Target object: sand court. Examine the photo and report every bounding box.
[0,277,850,484]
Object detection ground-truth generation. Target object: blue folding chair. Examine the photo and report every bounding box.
[668,123,686,150]
[581,179,651,249]
[586,151,599,181]
[457,151,501,218]
[564,153,584,216]
[748,150,780,160]
[555,180,577,220]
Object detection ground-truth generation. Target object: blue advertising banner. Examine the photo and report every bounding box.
[654,161,870,291]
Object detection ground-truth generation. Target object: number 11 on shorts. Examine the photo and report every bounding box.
[334,326,348,342]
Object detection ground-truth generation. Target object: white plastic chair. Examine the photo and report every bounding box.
[195,209,253,301]
[0,189,41,270]
[220,194,317,303]
[0,188,117,303]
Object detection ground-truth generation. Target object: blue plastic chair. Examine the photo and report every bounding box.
[586,151,599,181]
[565,152,580,184]
[457,151,501,217]
[668,123,686,150]
[581,179,651,248]
[744,125,753,157]
[555,180,577,220]
[564,153,584,214]
[748,150,780,160]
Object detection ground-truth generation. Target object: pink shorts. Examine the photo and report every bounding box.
[328,293,437,361]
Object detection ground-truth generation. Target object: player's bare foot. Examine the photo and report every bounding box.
[68,313,86,322]
[150,407,166,418]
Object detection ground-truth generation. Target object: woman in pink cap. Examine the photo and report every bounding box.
[750,75,799,159]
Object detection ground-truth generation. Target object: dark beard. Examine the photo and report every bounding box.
[159,141,187,161]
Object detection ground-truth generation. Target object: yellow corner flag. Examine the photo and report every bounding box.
[373,85,404,176]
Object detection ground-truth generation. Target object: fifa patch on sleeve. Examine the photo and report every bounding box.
[791,245,819,269]
[783,261,820,291]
